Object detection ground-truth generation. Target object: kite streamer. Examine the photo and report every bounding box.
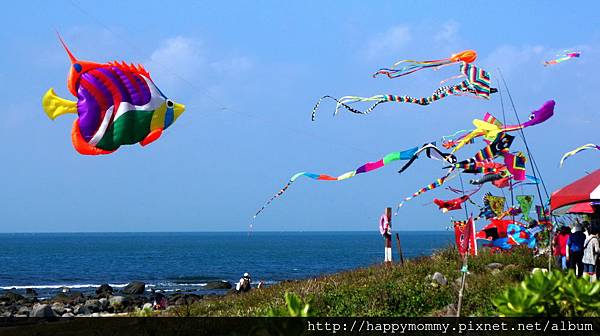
[253,147,418,219]
[312,63,496,121]
[559,144,600,167]
[42,35,185,155]
[395,168,457,214]
[543,51,580,67]
[398,143,457,174]
[373,50,477,78]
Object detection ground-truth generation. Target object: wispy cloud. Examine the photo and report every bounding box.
[365,25,412,60]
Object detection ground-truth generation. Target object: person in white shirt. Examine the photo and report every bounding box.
[235,272,252,292]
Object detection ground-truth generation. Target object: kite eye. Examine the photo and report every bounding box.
[529,113,535,120]
[166,99,174,108]
[73,63,82,72]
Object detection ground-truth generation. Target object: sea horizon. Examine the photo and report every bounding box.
[0,231,454,298]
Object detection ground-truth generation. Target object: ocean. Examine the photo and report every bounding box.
[0,231,453,298]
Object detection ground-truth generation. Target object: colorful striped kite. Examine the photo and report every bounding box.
[559,144,600,167]
[253,147,418,219]
[312,63,496,121]
[543,51,580,67]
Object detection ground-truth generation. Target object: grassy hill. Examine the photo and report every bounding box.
[169,246,547,317]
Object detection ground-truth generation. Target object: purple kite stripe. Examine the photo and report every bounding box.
[111,66,150,106]
[76,86,101,141]
[97,67,132,104]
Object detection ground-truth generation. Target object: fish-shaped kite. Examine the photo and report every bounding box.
[42,36,185,155]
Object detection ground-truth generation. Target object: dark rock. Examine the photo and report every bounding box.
[487,262,504,270]
[204,280,233,290]
[84,299,101,313]
[1,291,24,304]
[98,298,109,311]
[122,282,145,295]
[25,288,38,297]
[73,304,91,316]
[51,291,84,304]
[30,304,58,318]
[432,272,448,286]
[96,284,113,297]
[169,294,202,306]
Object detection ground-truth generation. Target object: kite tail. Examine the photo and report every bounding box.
[253,179,296,220]
[395,168,456,215]
[372,58,453,78]
[311,95,387,121]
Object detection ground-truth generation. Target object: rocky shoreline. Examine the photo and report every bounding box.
[0,280,234,318]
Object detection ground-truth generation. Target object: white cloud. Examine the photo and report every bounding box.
[365,25,412,60]
[481,44,546,75]
[146,36,204,88]
[434,21,459,44]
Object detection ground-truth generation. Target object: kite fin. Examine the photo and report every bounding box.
[71,120,114,155]
[140,128,163,147]
[42,88,77,120]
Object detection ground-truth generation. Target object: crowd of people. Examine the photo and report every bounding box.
[553,219,600,280]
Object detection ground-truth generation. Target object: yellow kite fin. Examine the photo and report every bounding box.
[42,88,77,120]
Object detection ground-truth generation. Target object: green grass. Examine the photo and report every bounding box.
[169,245,547,317]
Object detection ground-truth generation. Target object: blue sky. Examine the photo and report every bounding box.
[1,1,598,232]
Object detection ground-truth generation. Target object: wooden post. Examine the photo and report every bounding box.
[383,207,392,264]
[395,233,404,265]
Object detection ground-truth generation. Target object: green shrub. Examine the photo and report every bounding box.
[493,270,600,316]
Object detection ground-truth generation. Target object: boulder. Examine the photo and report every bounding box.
[51,302,65,315]
[25,288,38,297]
[1,311,12,318]
[109,296,129,308]
[73,304,91,316]
[51,291,84,304]
[142,303,153,310]
[98,298,109,311]
[1,291,24,304]
[487,262,504,270]
[62,312,75,318]
[96,284,113,297]
[432,272,448,286]
[170,294,202,306]
[84,299,101,313]
[122,282,145,295]
[204,280,233,290]
[17,306,31,316]
[30,304,58,318]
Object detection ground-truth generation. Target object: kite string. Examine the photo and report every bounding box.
[497,69,549,202]
[496,76,516,220]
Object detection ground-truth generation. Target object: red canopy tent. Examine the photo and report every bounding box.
[551,169,600,214]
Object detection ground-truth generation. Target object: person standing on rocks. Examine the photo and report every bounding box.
[235,273,251,293]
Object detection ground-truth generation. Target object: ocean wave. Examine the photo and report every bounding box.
[0,283,129,290]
